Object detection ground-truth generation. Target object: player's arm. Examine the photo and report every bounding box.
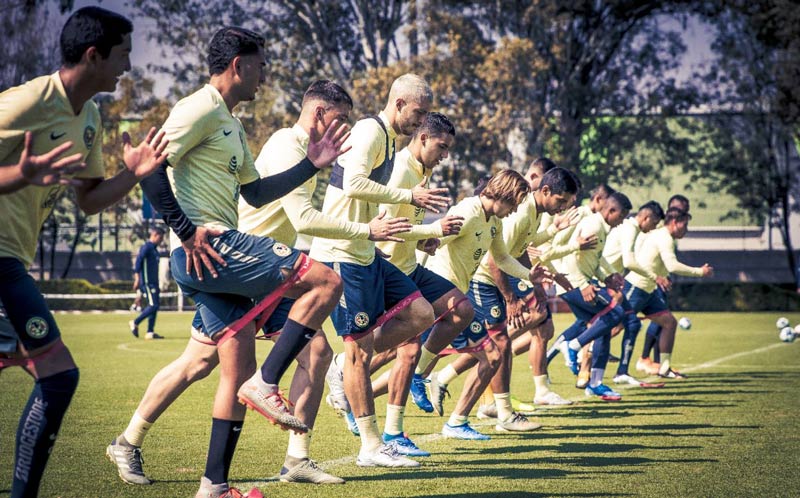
[538,223,597,263]
[657,234,708,277]
[486,253,529,328]
[528,206,579,246]
[0,132,88,194]
[620,228,658,281]
[489,227,534,282]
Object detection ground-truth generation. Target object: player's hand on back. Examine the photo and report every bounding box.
[701,263,713,277]
[438,215,464,236]
[581,284,598,303]
[553,207,580,231]
[182,226,227,280]
[367,211,412,242]
[655,276,672,291]
[17,131,87,187]
[123,128,169,179]
[577,233,598,251]
[411,177,450,213]
[307,118,351,169]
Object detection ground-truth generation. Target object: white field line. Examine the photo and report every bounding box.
[233,341,791,488]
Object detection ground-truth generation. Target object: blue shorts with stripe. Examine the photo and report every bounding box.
[623,281,669,317]
[0,257,61,353]
[409,264,455,304]
[324,257,418,337]
[450,280,505,351]
[171,229,301,337]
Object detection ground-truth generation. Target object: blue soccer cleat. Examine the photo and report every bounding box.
[567,347,580,375]
[410,374,434,413]
[442,422,491,440]
[382,433,431,457]
[345,411,359,436]
[584,383,622,401]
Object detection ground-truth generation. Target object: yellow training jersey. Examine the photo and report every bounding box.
[309,112,413,266]
[0,72,104,267]
[603,217,658,280]
[472,192,558,286]
[625,226,704,293]
[161,84,259,249]
[538,204,593,264]
[375,147,443,275]
[424,196,530,293]
[237,124,370,246]
[557,211,616,292]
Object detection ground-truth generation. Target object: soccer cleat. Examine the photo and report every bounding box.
[409,374,434,413]
[237,380,308,433]
[427,374,450,416]
[383,433,431,457]
[567,347,580,374]
[585,383,622,401]
[145,332,164,340]
[510,394,536,413]
[325,360,350,415]
[495,412,542,432]
[613,374,643,386]
[442,422,491,440]
[344,411,359,436]
[129,320,139,338]
[575,370,590,389]
[658,368,688,379]
[636,357,660,375]
[279,459,344,484]
[195,477,263,498]
[106,439,152,485]
[356,443,420,467]
[476,402,498,420]
[534,391,573,406]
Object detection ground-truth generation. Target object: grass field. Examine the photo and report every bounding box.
[1,311,799,497]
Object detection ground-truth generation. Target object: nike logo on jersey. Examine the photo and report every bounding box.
[223,130,233,136]
[50,131,66,140]
[475,231,483,237]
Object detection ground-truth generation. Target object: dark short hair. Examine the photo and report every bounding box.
[415,112,456,138]
[608,192,632,212]
[60,7,133,66]
[539,167,579,195]
[208,27,265,76]
[591,183,615,199]
[302,80,353,109]
[531,157,557,174]
[668,194,690,211]
[664,207,691,223]
[640,200,665,220]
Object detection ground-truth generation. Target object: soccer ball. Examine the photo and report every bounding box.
[779,327,795,343]
[776,317,790,329]
[678,317,691,330]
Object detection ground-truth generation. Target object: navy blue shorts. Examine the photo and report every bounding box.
[560,286,617,322]
[409,264,455,304]
[623,281,669,317]
[324,257,419,338]
[0,257,61,353]
[171,230,301,337]
[450,280,505,351]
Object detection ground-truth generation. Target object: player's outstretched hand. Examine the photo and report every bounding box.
[581,284,598,303]
[577,233,598,251]
[17,131,87,188]
[528,263,552,285]
[553,206,580,231]
[123,128,169,179]
[701,263,714,277]
[182,226,227,280]
[368,211,412,242]
[506,297,528,330]
[411,177,450,213]
[526,244,543,262]
[307,118,351,169]
[419,238,440,256]
[438,215,464,236]
[553,272,573,292]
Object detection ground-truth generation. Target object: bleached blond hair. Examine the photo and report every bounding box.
[388,73,433,104]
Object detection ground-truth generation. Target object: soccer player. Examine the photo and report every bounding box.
[428,164,581,421]
[312,73,454,467]
[356,112,470,454]
[549,192,632,400]
[601,201,666,386]
[0,134,88,194]
[135,27,349,498]
[130,226,166,339]
[107,80,410,487]
[0,7,169,497]
[626,207,713,378]
[425,170,548,439]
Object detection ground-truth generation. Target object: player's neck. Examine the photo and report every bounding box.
[382,105,400,134]
[480,195,493,220]
[58,67,96,115]
[407,141,426,169]
[209,75,241,112]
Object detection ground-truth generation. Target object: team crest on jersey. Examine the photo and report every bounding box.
[25,317,49,339]
[469,321,482,334]
[83,125,96,149]
[517,280,529,292]
[490,306,502,318]
[272,243,291,257]
[354,312,370,329]
[490,226,497,238]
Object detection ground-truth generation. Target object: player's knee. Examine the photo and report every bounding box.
[410,299,435,331]
[663,314,678,330]
[398,337,421,360]
[452,299,475,326]
[189,357,217,381]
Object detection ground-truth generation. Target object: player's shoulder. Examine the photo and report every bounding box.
[0,74,58,120]
[171,85,223,122]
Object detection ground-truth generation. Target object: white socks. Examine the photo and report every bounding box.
[123,411,153,447]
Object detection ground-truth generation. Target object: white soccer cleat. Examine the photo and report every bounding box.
[495,412,542,432]
[356,443,420,468]
[279,459,344,484]
[106,439,152,485]
[325,360,350,415]
[613,374,643,386]
[476,402,498,420]
[237,380,308,433]
[533,391,573,406]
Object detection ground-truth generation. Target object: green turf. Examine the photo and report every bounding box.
[1,312,799,497]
